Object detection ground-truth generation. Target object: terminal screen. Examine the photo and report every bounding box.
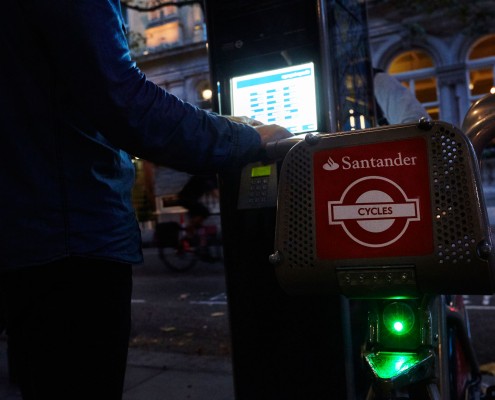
[230,62,318,134]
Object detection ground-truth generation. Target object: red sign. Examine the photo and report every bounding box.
[313,137,433,260]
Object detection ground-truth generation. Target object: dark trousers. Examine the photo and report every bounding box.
[0,257,132,400]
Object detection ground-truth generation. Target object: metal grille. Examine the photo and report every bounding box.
[430,125,477,264]
[281,144,314,268]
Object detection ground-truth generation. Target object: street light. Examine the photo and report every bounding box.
[202,88,212,101]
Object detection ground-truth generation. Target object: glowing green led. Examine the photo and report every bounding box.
[383,302,415,336]
[393,321,404,332]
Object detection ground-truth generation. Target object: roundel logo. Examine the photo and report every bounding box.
[328,176,420,248]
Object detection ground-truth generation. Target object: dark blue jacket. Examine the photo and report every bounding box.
[0,0,261,269]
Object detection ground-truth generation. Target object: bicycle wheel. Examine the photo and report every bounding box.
[158,246,198,272]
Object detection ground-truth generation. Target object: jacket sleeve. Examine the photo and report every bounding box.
[373,72,430,125]
[33,0,261,173]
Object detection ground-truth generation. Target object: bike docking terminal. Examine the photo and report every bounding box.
[269,120,495,398]
[204,0,495,398]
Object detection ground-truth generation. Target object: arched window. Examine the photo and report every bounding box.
[387,50,439,119]
[467,34,495,104]
[467,35,495,182]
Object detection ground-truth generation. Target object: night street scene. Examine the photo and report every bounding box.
[2,1,495,399]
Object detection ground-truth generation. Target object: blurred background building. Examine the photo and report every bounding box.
[122,2,212,240]
[121,0,495,236]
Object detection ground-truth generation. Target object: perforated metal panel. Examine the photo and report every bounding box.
[279,144,316,269]
[272,122,495,297]
[430,125,479,265]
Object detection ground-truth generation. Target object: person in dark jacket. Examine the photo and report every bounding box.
[0,1,291,399]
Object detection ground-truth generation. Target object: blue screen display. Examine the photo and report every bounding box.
[230,62,318,134]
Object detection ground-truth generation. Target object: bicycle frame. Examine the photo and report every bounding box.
[266,94,495,399]
[155,218,222,272]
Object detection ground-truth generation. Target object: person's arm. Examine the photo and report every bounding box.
[34,0,289,172]
[373,72,430,125]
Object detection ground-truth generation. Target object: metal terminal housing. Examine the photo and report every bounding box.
[273,122,495,297]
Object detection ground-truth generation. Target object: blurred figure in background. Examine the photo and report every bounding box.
[373,68,430,125]
[178,174,219,235]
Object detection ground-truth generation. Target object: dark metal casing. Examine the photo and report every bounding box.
[273,122,495,297]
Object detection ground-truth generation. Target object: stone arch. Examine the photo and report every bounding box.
[460,33,495,64]
[464,34,495,104]
[376,38,439,72]
[379,46,439,120]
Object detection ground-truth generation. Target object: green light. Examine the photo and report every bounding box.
[383,302,415,336]
[365,352,423,379]
[393,321,404,332]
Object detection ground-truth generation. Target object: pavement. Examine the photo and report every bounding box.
[0,338,235,400]
[2,327,495,400]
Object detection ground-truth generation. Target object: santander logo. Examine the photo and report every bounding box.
[314,137,433,258]
[323,157,339,170]
[322,152,417,171]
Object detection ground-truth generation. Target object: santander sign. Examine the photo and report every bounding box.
[313,138,433,260]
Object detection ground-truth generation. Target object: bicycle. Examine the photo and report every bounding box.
[154,217,223,272]
[265,94,495,399]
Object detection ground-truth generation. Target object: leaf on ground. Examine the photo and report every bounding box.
[160,326,177,333]
[210,312,225,317]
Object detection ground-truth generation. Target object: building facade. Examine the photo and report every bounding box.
[124,2,495,225]
[367,1,495,128]
[124,3,213,227]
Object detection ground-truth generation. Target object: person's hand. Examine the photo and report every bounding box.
[254,124,294,147]
[226,115,293,147]
[226,115,264,126]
